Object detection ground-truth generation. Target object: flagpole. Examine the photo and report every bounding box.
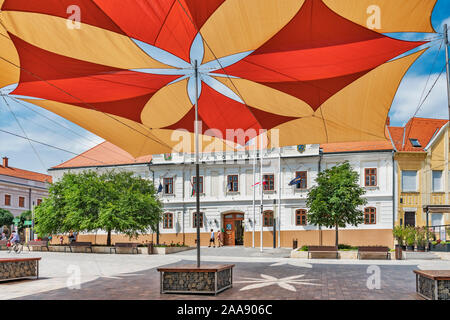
[278,148,281,248]
[252,139,256,248]
[444,24,450,120]
[260,133,264,252]
[194,60,201,268]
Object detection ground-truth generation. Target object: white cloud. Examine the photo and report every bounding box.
[389,72,448,126]
[0,110,104,174]
[439,17,450,32]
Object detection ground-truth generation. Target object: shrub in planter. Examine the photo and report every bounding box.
[405,226,416,251]
[393,226,405,248]
[415,227,427,252]
[430,241,450,252]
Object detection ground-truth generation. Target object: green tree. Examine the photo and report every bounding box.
[35,170,162,246]
[17,210,32,231]
[0,208,14,228]
[306,162,367,247]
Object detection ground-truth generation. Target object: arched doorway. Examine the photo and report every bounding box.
[222,212,244,246]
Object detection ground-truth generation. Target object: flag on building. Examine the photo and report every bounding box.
[288,176,304,186]
[252,180,267,187]
[191,180,195,196]
[157,182,163,193]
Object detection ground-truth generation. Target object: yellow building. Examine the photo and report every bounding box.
[388,118,449,233]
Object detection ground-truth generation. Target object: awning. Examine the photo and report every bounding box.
[423,205,450,214]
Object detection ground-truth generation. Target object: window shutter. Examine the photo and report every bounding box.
[432,171,442,192]
[402,171,417,192]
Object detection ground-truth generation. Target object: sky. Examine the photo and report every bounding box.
[0,1,449,174]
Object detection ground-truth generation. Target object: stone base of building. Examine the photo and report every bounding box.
[157,264,234,295]
[244,229,394,248]
[50,229,393,248]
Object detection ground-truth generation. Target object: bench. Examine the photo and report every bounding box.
[27,240,49,252]
[0,257,41,281]
[110,242,139,254]
[308,246,339,259]
[414,270,450,300]
[0,240,8,250]
[357,246,390,260]
[64,241,93,253]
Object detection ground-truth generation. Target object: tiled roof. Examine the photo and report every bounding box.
[387,126,404,151]
[321,140,393,153]
[0,166,52,183]
[52,141,152,169]
[388,117,448,152]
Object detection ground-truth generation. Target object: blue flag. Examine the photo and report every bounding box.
[157,183,163,193]
[288,176,303,186]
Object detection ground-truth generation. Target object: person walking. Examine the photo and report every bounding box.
[68,231,75,244]
[217,229,224,247]
[208,229,215,248]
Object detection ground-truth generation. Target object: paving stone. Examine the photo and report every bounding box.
[1,248,450,300]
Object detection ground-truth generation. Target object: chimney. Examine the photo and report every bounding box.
[2,157,8,168]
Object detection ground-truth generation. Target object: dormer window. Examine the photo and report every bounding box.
[409,138,421,148]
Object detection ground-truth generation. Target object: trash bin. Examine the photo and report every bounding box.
[147,241,154,255]
[395,245,402,260]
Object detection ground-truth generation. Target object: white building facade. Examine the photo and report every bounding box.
[50,143,395,248]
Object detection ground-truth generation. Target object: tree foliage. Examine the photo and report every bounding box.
[0,208,14,227]
[35,170,162,245]
[306,162,367,246]
[17,210,32,231]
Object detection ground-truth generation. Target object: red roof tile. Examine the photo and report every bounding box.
[0,166,52,183]
[388,117,448,151]
[52,141,152,169]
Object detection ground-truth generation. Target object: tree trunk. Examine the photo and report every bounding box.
[106,230,111,246]
[335,224,339,247]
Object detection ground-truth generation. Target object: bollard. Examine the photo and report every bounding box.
[148,241,154,255]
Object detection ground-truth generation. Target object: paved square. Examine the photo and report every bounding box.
[1,247,449,300]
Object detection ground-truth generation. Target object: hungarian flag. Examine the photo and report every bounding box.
[191,180,195,197]
[252,180,267,187]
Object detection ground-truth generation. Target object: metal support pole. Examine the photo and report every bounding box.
[277,149,281,248]
[31,200,35,241]
[194,60,201,268]
[273,198,276,248]
[260,133,264,252]
[148,166,159,245]
[445,24,450,120]
[426,208,429,249]
[252,142,256,248]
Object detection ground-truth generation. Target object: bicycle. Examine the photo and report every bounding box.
[7,241,23,254]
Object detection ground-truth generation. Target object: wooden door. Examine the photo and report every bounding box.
[404,212,416,227]
[223,214,235,246]
[223,213,244,246]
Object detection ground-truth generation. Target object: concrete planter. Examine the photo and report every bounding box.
[290,250,308,259]
[430,244,450,252]
[44,245,147,254]
[291,250,358,259]
[152,246,193,255]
